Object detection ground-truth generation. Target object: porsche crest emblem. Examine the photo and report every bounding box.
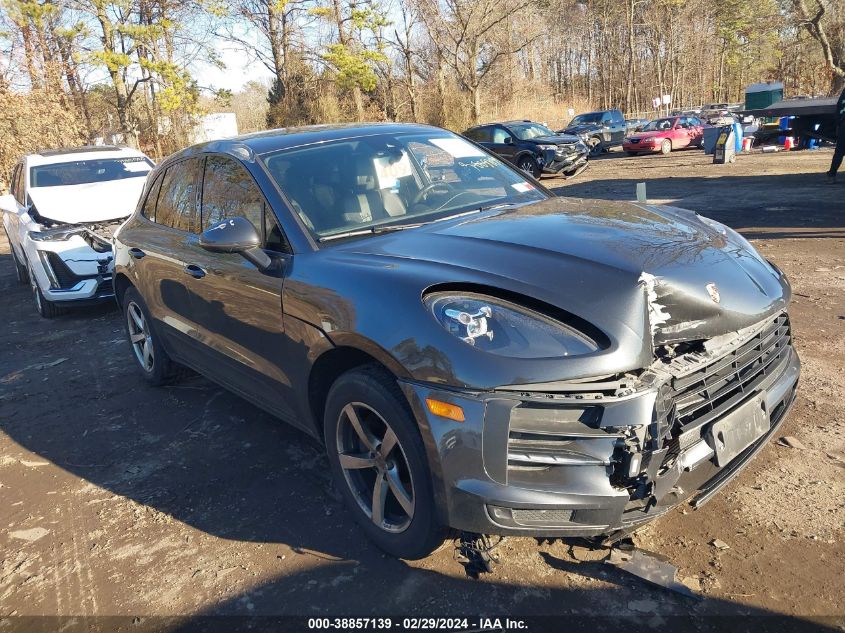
[706,283,721,304]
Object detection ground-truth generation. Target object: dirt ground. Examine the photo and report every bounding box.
[1,147,843,628]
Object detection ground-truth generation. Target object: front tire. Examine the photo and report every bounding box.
[122,286,180,385]
[27,263,61,318]
[587,137,603,156]
[324,365,444,559]
[10,245,28,285]
[516,155,541,179]
[660,139,672,155]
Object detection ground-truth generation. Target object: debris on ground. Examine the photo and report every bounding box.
[710,539,731,550]
[26,357,68,371]
[627,598,658,613]
[606,548,696,598]
[778,436,807,450]
[455,533,503,578]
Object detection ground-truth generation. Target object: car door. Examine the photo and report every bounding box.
[671,117,688,148]
[489,126,518,163]
[607,111,626,144]
[690,117,705,144]
[121,157,205,362]
[181,154,296,420]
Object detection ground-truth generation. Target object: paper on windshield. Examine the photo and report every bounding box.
[512,182,535,193]
[373,153,413,189]
[430,138,485,158]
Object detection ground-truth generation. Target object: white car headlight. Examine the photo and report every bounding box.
[29,228,80,242]
[424,292,599,358]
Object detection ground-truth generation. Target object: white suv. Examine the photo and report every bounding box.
[1,146,154,317]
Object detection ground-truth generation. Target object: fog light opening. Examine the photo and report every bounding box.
[425,398,465,422]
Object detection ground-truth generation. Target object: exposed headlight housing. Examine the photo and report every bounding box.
[29,227,80,242]
[537,144,558,152]
[424,292,599,358]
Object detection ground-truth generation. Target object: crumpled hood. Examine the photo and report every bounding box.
[28,177,148,224]
[528,134,583,145]
[336,197,789,347]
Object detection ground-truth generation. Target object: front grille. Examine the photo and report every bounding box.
[667,313,792,432]
[629,139,641,144]
[511,508,573,525]
[96,277,114,296]
[46,252,81,288]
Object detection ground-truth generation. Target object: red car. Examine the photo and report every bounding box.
[623,115,705,155]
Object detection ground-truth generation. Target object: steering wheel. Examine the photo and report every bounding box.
[411,181,455,206]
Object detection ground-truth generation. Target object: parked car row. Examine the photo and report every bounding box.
[2,123,799,563]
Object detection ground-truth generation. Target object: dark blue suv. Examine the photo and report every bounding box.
[463,120,589,179]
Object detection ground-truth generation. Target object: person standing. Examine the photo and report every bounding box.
[827,86,845,183]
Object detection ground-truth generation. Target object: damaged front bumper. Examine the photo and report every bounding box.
[400,312,799,536]
[27,223,118,303]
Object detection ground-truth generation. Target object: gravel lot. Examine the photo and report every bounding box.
[1,147,843,628]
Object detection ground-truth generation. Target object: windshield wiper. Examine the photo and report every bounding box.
[318,222,425,242]
[318,204,516,243]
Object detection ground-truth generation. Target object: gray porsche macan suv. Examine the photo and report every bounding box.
[113,123,800,559]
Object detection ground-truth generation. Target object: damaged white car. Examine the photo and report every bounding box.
[1,146,153,318]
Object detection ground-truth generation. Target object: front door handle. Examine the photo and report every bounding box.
[128,248,146,259]
[183,264,206,279]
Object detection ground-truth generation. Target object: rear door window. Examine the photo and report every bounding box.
[156,159,201,233]
[141,173,163,221]
[466,127,493,143]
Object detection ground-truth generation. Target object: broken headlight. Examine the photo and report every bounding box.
[425,293,598,358]
[28,228,81,242]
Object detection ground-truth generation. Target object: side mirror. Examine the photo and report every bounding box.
[0,194,19,214]
[503,136,513,145]
[199,216,272,271]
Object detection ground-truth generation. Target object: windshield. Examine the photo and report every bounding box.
[570,113,602,125]
[261,132,547,241]
[509,122,555,140]
[642,118,676,132]
[30,157,153,187]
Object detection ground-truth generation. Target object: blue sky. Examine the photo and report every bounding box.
[195,44,273,92]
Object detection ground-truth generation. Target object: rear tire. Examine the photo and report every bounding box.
[324,365,445,559]
[660,139,672,155]
[122,286,181,386]
[27,263,61,318]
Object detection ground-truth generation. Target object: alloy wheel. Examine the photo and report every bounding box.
[335,402,415,533]
[517,157,535,175]
[127,301,154,372]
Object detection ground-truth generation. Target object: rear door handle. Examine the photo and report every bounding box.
[128,248,146,259]
[183,264,206,279]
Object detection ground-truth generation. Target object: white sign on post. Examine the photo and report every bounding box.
[652,97,661,109]
[662,94,672,105]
